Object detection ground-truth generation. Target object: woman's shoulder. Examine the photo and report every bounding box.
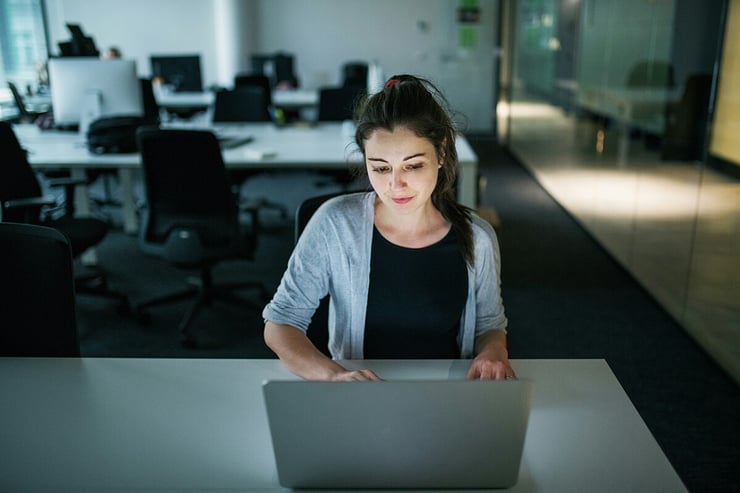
[469,210,500,248]
[316,191,374,217]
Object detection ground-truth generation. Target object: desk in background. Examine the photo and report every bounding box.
[14,122,479,234]
[577,86,680,162]
[154,88,319,113]
[0,358,686,492]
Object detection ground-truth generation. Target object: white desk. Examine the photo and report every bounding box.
[0,358,685,492]
[154,89,319,111]
[14,123,479,234]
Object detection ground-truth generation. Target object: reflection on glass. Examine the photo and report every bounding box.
[504,0,739,382]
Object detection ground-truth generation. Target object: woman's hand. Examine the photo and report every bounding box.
[264,321,381,381]
[467,330,516,381]
[329,369,382,381]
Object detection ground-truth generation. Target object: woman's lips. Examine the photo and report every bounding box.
[392,197,413,205]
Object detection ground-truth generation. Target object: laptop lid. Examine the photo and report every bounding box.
[262,379,534,489]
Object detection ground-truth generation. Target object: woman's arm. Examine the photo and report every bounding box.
[466,329,516,380]
[264,321,380,381]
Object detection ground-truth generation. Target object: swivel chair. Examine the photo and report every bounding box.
[135,127,269,346]
[317,85,366,122]
[293,191,351,356]
[234,74,273,107]
[0,222,80,357]
[7,81,49,123]
[212,87,289,222]
[212,86,271,122]
[315,86,366,188]
[0,122,129,313]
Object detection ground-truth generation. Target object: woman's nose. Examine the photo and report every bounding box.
[390,170,406,189]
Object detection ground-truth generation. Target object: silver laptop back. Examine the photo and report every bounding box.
[262,379,534,489]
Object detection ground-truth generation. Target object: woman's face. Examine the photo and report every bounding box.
[364,126,439,215]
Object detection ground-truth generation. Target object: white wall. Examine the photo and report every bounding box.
[44,0,498,130]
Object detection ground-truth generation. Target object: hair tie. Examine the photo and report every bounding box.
[385,79,400,88]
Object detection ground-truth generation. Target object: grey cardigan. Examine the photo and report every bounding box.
[262,191,508,359]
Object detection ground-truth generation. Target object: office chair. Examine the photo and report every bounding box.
[0,122,130,313]
[315,86,366,189]
[212,87,289,222]
[0,222,80,357]
[317,85,366,122]
[135,127,269,346]
[341,61,368,89]
[7,81,49,123]
[234,73,273,107]
[293,191,351,356]
[213,87,271,122]
[272,52,299,88]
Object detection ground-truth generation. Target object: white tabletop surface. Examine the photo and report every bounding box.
[154,89,319,109]
[0,358,686,492]
[13,122,479,234]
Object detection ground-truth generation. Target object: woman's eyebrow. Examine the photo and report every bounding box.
[367,152,427,163]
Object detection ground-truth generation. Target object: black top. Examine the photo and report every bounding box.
[364,226,468,358]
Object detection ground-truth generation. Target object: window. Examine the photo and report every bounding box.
[0,0,48,109]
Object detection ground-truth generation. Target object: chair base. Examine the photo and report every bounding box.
[75,265,131,315]
[135,269,268,346]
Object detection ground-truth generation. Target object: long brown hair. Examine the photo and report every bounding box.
[354,74,474,265]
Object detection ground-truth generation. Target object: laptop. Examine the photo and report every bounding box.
[262,378,534,489]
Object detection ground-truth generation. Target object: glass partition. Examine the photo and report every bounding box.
[502,0,739,382]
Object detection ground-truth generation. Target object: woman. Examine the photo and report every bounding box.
[263,75,513,381]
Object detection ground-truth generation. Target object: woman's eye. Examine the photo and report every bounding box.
[405,163,424,171]
[372,167,390,174]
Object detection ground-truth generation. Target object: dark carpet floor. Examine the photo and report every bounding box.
[75,135,739,493]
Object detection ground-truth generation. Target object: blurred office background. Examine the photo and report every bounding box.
[1,0,737,380]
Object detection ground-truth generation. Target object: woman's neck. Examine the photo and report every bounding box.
[373,197,450,248]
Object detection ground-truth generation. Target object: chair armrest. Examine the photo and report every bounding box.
[46,177,88,188]
[3,195,57,210]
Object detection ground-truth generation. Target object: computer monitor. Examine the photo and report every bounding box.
[48,58,143,126]
[150,54,203,92]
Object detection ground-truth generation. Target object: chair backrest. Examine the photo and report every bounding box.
[273,52,299,87]
[136,127,249,266]
[317,85,366,122]
[0,222,80,356]
[234,73,273,106]
[294,192,351,356]
[140,78,161,124]
[0,122,44,223]
[342,62,368,88]
[7,81,30,119]
[212,87,271,122]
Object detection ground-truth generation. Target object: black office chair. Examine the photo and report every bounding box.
[212,87,271,122]
[234,73,273,107]
[7,81,49,123]
[293,191,351,356]
[315,86,366,189]
[273,52,300,88]
[317,85,366,122]
[0,222,80,357]
[341,61,368,89]
[0,121,130,313]
[135,127,269,346]
[212,87,289,222]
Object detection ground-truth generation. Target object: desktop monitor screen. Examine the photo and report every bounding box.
[48,58,143,126]
[150,54,203,92]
